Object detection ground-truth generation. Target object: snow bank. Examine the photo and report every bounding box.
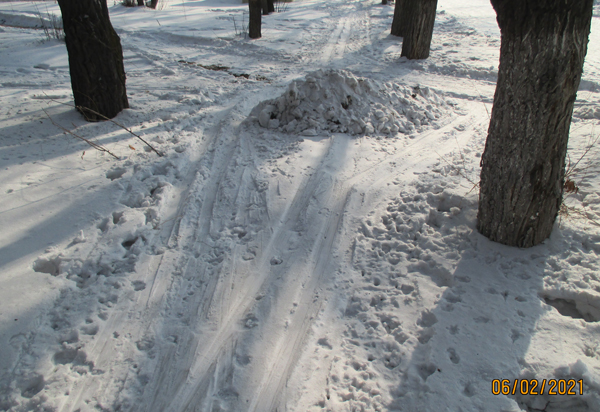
[249,69,453,136]
[0,10,61,30]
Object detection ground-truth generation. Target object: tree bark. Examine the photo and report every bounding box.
[261,0,269,15]
[400,0,437,59]
[249,0,262,39]
[391,0,407,37]
[267,0,275,13]
[137,0,144,6]
[477,0,594,247]
[149,0,158,9]
[382,0,388,5]
[57,0,129,121]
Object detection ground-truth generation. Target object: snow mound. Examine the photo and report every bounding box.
[249,69,453,136]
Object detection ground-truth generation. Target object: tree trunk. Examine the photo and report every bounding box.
[391,0,407,37]
[400,0,437,59]
[477,0,593,248]
[137,0,144,6]
[249,0,262,39]
[267,0,275,13]
[57,0,129,121]
[382,0,388,5]
[150,0,158,9]
[261,0,269,15]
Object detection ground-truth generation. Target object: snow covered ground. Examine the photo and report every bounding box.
[1,0,600,411]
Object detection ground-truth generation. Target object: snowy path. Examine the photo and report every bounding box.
[132,103,482,412]
[49,3,486,405]
[3,1,600,412]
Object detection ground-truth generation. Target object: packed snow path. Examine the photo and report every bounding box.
[2,1,600,412]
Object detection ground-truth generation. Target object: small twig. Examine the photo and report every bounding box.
[75,104,165,157]
[560,203,600,228]
[453,134,468,174]
[43,108,120,159]
[565,132,600,179]
[152,213,183,230]
[434,150,479,187]
[472,83,491,120]
[46,95,164,157]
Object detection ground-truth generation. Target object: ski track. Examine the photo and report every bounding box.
[54,98,246,412]
[247,110,482,411]
[153,106,479,412]
[142,132,254,412]
[162,134,343,411]
[0,1,505,411]
[134,3,398,410]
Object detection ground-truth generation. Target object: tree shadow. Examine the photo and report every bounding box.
[388,250,545,411]
[387,231,600,411]
[132,128,354,411]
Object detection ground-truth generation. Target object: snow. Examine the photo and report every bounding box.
[249,69,453,136]
[1,0,600,411]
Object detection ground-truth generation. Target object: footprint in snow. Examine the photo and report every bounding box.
[132,280,146,291]
[418,328,435,344]
[317,337,333,349]
[447,347,460,364]
[17,373,45,399]
[417,310,438,328]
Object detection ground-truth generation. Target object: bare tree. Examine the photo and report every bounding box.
[477,0,594,247]
[400,0,438,60]
[249,0,262,39]
[57,0,129,121]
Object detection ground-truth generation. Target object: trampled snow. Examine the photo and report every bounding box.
[1,0,600,411]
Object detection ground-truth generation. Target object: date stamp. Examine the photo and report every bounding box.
[491,379,583,396]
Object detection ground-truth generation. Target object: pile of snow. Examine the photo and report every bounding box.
[249,69,454,136]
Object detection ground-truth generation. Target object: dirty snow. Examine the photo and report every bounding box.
[1,0,600,411]
[250,69,453,136]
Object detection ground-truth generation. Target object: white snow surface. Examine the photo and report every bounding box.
[1,1,600,411]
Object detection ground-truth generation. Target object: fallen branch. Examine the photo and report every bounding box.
[43,108,120,160]
[46,95,164,157]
